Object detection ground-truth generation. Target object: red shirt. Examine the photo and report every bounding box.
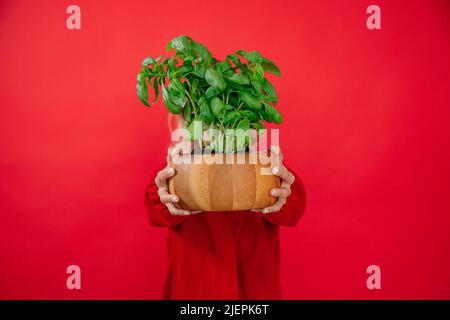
[145,165,306,300]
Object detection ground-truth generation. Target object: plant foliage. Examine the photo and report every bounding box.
[137,35,282,152]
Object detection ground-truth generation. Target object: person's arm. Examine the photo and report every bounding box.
[260,169,306,227]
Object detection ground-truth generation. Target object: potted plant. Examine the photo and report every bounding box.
[137,35,283,211]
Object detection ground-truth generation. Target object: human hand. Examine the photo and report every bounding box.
[154,142,201,216]
[252,146,295,214]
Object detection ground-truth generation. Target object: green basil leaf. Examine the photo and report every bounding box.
[251,80,263,95]
[169,35,192,56]
[205,67,226,91]
[258,108,268,120]
[170,65,193,79]
[262,78,278,103]
[226,72,250,85]
[227,54,241,67]
[205,86,221,99]
[151,77,159,105]
[142,57,157,67]
[168,79,186,107]
[236,50,264,63]
[236,50,281,76]
[216,60,232,74]
[227,93,239,106]
[169,78,185,93]
[238,91,262,110]
[264,103,282,124]
[136,71,150,107]
[240,109,259,122]
[218,61,234,78]
[200,100,214,124]
[183,58,193,67]
[191,78,199,94]
[223,70,234,78]
[250,122,266,130]
[261,59,281,76]
[253,63,264,81]
[242,66,253,80]
[210,97,226,116]
[192,41,213,65]
[184,102,192,124]
[192,65,206,78]
[236,118,250,131]
[223,111,240,125]
[162,85,182,114]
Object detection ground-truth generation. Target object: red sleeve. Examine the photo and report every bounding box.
[144,164,188,228]
[262,167,307,227]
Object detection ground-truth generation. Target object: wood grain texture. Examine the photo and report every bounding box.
[168,152,280,211]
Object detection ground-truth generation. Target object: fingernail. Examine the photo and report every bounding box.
[168,168,175,175]
[172,195,179,202]
[270,189,277,196]
[272,167,279,175]
[184,211,190,215]
[263,209,269,214]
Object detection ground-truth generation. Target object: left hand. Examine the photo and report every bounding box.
[252,146,295,214]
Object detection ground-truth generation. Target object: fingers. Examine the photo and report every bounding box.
[263,198,286,213]
[270,145,283,165]
[161,193,202,215]
[157,181,202,215]
[169,141,192,156]
[165,203,190,215]
[155,162,201,216]
[155,167,176,188]
[255,146,296,214]
[168,141,193,164]
[165,203,202,216]
[252,198,287,214]
[269,146,294,185]
[272,165,295,185]
[157,175,180,206]
[159,193,179,204]
[255,186,290,214]
[270,187,291,198]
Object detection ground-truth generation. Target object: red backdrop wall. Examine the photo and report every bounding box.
[1,0,449,299]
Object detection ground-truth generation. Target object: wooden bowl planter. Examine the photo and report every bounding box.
[168,152,280,211]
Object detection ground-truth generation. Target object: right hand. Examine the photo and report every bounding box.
[154,141,201,216]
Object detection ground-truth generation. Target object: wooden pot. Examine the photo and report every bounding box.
[168,152,280,211]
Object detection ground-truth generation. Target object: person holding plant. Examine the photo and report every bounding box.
[139,36,307,299]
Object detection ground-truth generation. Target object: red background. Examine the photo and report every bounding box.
[1,0,450,299]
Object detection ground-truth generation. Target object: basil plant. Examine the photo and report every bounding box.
[137,35,282,153]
